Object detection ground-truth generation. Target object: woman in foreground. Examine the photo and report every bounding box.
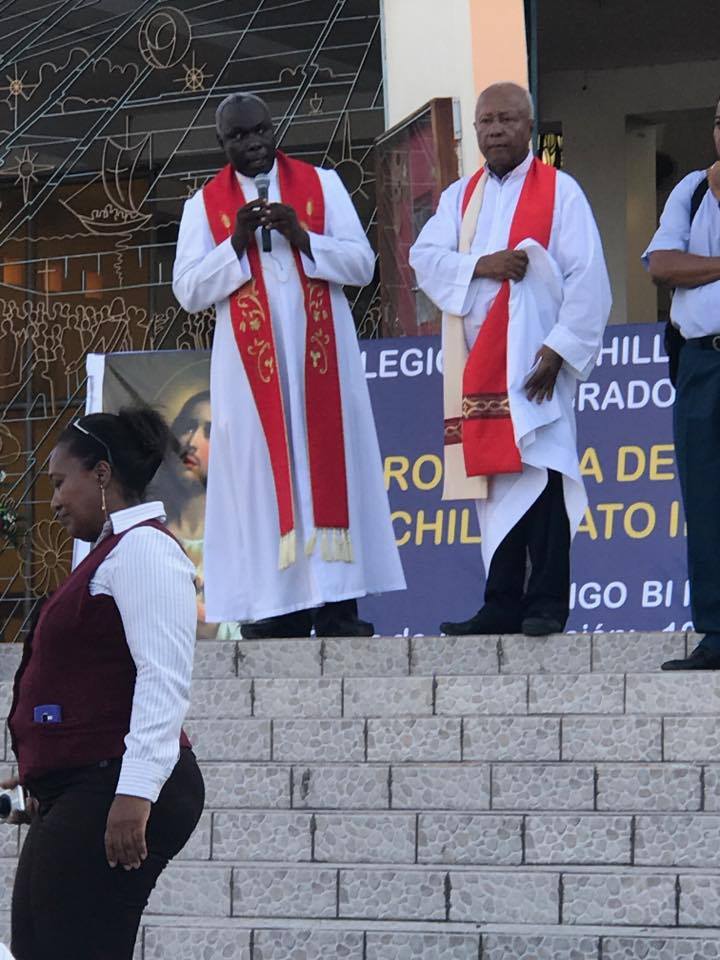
[5,408,203,960]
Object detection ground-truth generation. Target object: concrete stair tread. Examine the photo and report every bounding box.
[135,917,720,960]
[136,919,720,960]
[177,672,720,726]
[192,805,720,814]
[168,859,720,875]
[140,915,720,934]
[137,919,720,960]
[0,632,696,679]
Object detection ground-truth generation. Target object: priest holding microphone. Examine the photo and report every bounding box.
[173,93,405,639]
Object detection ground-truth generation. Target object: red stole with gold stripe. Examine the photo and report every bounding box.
[202,152,350,568]
[460,158,556,476]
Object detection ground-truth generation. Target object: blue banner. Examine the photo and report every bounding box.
[96,322,688,637]
[359,324,688,635]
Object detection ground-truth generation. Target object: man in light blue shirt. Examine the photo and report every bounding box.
[643,100,720,668]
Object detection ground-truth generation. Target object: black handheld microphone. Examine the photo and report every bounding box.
[255,173,272,253]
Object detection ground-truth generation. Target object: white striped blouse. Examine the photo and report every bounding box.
[89,501,197,802]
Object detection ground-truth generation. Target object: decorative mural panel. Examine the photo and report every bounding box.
[375,98,459,337]
[0,0,384,641]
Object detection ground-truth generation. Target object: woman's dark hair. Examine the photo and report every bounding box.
[57,407,172,499]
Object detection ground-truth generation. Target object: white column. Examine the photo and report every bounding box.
[381,0,528,175]
[626,123,658,326]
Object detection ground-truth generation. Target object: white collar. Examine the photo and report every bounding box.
[109,501,166,535]
[487,150,534,184]
[236,159,278,188]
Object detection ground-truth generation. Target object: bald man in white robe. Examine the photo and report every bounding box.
[410,83,610,637]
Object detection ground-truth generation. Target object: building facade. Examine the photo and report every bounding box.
[0,0,712,638]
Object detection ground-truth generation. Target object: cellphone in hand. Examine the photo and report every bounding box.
[0,784,25,820]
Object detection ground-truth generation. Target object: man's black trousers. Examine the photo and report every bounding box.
[240,597,363,638]
[11,747,204,960]
[674,340,720,648]
[483,469,571,628]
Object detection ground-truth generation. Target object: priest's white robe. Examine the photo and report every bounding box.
[173,163,405,622]
[409,151,611,572]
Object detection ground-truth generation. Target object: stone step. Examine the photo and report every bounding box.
[0,632,695,682]
[232,633,692,678]
[138,862,704,927]
[179,671,720,722]
[4,672,720,730]
[178,714,720,765]
[196,762,720,813]
[140,859,720,927]
[179,715,720,766]
[4,907,720,960]
[161,809,720,868]
[134,919,720,960]
[150,671,720,727]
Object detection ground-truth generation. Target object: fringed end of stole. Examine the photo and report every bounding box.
[278,529,297,570]
[305,527,353,563]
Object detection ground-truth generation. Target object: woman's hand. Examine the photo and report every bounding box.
[0,777,36,824]
[105,794,151,870]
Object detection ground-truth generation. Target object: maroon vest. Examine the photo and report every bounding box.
[9,519,191,783]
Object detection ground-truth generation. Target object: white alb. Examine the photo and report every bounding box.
[410,152,612,567]
[173,161,405,622]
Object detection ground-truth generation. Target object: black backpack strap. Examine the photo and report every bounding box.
[663,175,708,388]
[690,175,710,223]
[660,174,710,388]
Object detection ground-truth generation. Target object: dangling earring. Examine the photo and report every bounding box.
[100,483,108,518]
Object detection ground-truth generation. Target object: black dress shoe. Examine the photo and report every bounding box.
[440,608,522,636]
[315,617,374,638]
[661,643,720,670]
[521,616,564,637]
[313,598,374,638]
[240,611,313,639]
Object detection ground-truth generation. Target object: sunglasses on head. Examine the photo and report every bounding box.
[72,420,115,467]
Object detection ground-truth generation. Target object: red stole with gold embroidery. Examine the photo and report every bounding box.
[460,158,556,476]
[202,152,350,568]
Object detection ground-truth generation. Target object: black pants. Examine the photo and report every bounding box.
[484,469,571,628]
[674,341,720,646]
[11,748,204,960]
[240,597,361,638]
